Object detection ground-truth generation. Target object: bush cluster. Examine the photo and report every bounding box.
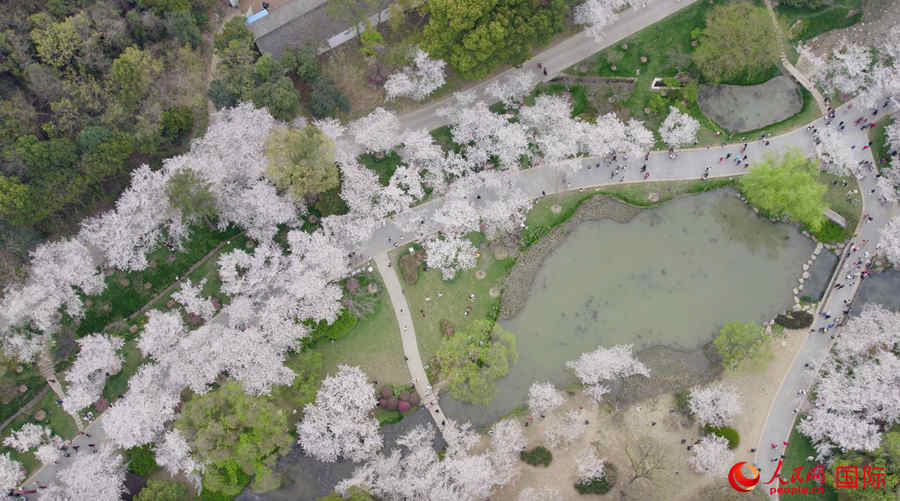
[704,424,740,449]
[774,310,814,329]
[520,446,553,467]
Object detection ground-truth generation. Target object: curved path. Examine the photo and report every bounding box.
[754,108,899,497]
[373,254,448,436]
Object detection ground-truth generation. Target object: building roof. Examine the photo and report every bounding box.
[252,0,390,58]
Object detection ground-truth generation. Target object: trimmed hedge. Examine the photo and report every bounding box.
[674,389,694,422]
[125,444,159,476]
[774,310,813,329]
[705,424,740,449]
[520,446,552,467]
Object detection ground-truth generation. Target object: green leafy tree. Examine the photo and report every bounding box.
[739,150,828,232]
[307,75,349,119]
[422,0,568,79]
[436,319,517,405]
[15,135,79,179]
[81,131,134,181]
[326,0,382,36]
[29,11,92,69]
[125,444,159,476]
[134,479,189,501]
[175,381,294,495]
[359,26,384,57]
[691,3,779,83]
[165,10,202,48]
[280,43,320,82]
[825,433,900,500]
[713,321,773,372]
[251,76,302,122]
[268,350,324,425]
[0,175,31,225]
[208,39,258,110]
[165,168,217,225]
[264,125,338,199]
[108,46,163,113]
[214,16,254,52]
[159,105,194,145]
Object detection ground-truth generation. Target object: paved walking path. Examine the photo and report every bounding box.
[38,343,84,432]
[396,0,701,133]
[22,415,108,489]
[373,254,447,436]
[754,107,898,498]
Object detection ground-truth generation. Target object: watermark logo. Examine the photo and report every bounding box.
[728,462,760,492]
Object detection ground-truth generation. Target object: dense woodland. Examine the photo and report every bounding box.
[0,0,216,281]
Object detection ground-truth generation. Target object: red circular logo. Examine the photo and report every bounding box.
[728,461,760,492]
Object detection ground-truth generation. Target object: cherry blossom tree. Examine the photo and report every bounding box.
[171,279,216,321]
[577,449,607,483]
[385,48,447,101]
[3,423,53,453]
[138,309,186,361]
[297,365,382,463]
[62,333,124,414]
[814,125,854,176]
[566,344,650,402]
[518,487,562,501]
[887,121,900,152]
[0,453,24,493]
[336,421,515,501]
[79,165,187,272]
[42,443,126,501]
[102,363,181,449]
[798,304,900,459]
[484,70,539,106]
[659,106,700,148]
[574,0,628,42]
[155,429,203,491]
[519,95,582,162]
[879,216,900,267]
[348,108,401,153]
[688,383,742,428]
[528,382,565,417]
[544,409,588,448]
[423,233,478,280]
[488,418,527,485]
[688,435,733,476]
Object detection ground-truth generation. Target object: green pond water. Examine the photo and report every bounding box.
[440,189,816,426]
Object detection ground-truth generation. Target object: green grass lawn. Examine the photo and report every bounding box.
[0,389,80,476]
[870,117,895,172]
[314,269,408,385]
[74,224,241,338]
[0,359,45,425]
[359,151,403,186]
[393,241,516,369]
[776,0,862,41]
[814,171,861,242]
[102,339,143,402]
[781,424,838,501]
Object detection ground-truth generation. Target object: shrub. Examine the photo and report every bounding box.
[674,388,693,421]
[76,126,111,152]
[520,446,552,467]
[135,479,188,501]
[125,444,159,476]
[375,408,402,425]
[704,424,740,449]
[774,310,813,329]
[307,75,349,119]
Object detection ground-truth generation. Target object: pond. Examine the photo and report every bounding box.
[440,189,816,427]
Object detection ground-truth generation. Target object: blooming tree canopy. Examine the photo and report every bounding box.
[384,48,447,101]
[0,453,24,492]
[566,344,650,402]
[171,279,216,321]
[41,443,127,501]
[155,429,203,489]
[62,333,124,414]
[297,365,382,463]
[688,435,733,476]
[528,382,565,417]
[348,108,401,153]
[484,70,539,106]
[574,0,628,42]
[879,215,900,267]
[518,487,562,501]
[798,304,900,459]
[544,409,588,448]
[102,363,181,449]
[659,106,700,148]
[577,449,607,482]
[688,383,742,428]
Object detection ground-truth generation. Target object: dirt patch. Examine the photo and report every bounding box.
[697,76,803,132]
[397,249,425,284]
[499,195,641,319]
[490,328,807,500]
